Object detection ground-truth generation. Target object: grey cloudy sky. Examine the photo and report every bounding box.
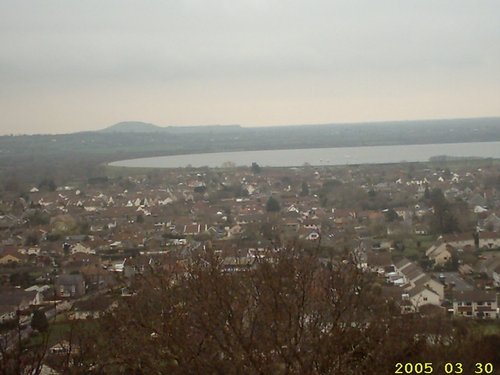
[1,0,499,134]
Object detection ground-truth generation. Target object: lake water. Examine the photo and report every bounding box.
[109,141,500,168]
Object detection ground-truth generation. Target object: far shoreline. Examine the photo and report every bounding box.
[107,141,500,170]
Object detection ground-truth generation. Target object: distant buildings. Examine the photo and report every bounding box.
[452,290,498,319]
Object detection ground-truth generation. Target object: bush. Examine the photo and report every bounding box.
[266,196,280,212]
[31,309,48,333]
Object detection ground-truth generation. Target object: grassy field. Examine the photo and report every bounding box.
[23,316,104,355]
[473,320,500,336]
[24,321,72,350]
[398,235,436,262]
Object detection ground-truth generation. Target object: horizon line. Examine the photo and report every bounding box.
[2,115,500,137]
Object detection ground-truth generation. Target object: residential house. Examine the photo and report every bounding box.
[80,264,116,291]
[406,285,441,311]
[476,257,500,280]
[379,284,434,314]
[483,213,500,232]
[0,248,26,264]
[0,288,42,323]
[182,223,209,236]
[426,242,453,266]
[122,254,169,277]
[394,258,444,302]
[221,256,256,272]
[394,207,413,222]
[55,274,86,298]
[71,295,117,320]
[452,290,498,319]
[0,214,20,230]
[70,243,95,255]
[366,250,392,275]
[477,232,500,249]
[227,224,242,238]
[438,232,500,252]
[493,265,500,287]
[49,340,79,355]
[25,285,51,294]
[438,234,475,251]
[18,246,41,256]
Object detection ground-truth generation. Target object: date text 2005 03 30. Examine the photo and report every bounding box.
[395,362,494,374]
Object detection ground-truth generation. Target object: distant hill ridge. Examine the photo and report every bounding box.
[101,121,242,134]
[101,121,162,133]
[100,117,500,134]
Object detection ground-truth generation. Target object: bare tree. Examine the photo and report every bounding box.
[9,249,498,374]
[0,309,51,375]
[70,250,495,375]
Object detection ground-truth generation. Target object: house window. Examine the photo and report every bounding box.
[466,302,472,306]
[423,297,428,301]
[478,302,484,306]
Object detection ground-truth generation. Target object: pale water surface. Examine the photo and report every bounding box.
[109,142,500,168]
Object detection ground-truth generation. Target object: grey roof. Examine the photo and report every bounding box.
[0,288,38,315]
[56,274,84,285]
[452,290,497,303]
[408,284,439,298]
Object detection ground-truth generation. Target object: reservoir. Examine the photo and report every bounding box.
[109,141,500,169]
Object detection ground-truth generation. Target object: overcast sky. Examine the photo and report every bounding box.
[1,1,499,135]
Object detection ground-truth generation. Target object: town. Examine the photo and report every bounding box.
[1,159,499,372]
